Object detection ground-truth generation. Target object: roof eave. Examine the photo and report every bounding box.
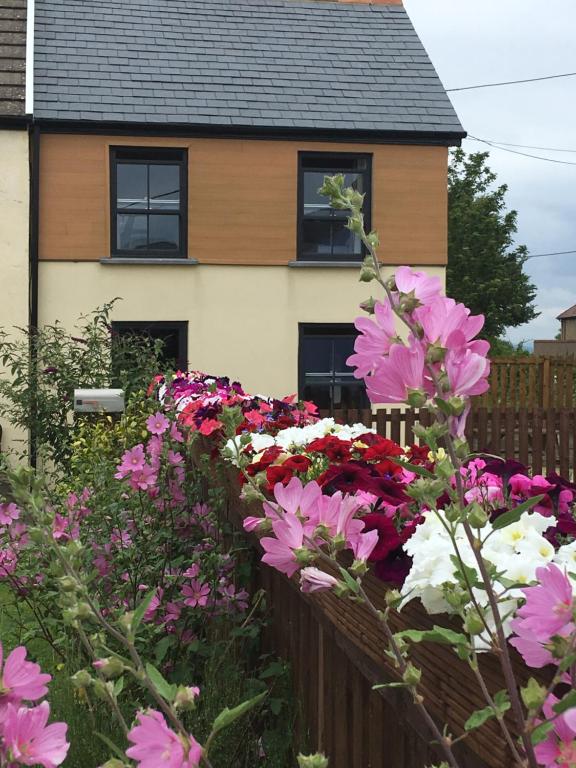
[34,117,467,146]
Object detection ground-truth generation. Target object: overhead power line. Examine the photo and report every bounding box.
[526,250,576,260]
[467,136,576,165]
[475,139,576,154]
[446,71,576,92]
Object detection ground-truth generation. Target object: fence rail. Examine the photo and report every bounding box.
[321,406,576,479]
[480,356,576,408]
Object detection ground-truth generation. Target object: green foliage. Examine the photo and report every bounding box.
[0,300,165,467]
[447,149,539,344]
[464,691,510,731]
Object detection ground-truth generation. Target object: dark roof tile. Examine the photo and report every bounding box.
[34,0,464,137]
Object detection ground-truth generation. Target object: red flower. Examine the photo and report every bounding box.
[266,465,294,488]
[198,419,223,436]
[361,513,411,561]
[362,439,404,462]
[246,446,284,476]
[308,436,352,462]
[406,444,430,464]
[373,459,403,477]
[282,455,312,473]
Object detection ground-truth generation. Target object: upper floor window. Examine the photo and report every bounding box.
[298,153,372,262]
[110,148,188,258]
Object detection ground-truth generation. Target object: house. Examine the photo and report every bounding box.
[29,0,464,413]
[0,0,29,453]
[534,304,576,357]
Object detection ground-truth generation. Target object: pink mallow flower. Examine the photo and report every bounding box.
[394,266,442,304]
[181,580,211,608]
[2,702,69,767]
[0,644,51,711]
[128,464,158,492]
[0,503,20,526]
[444,346,490,398]
[260,514,309,578]
[534,694,576,768]
[115,444,146,478]
[347,300,397,378]
[300,567,338,594]
[272,476,323,518]
[366,343,427,404]
[414,296,484,349]
[146,412,170,436]
[126,709,202,768]
[512,564,574,645]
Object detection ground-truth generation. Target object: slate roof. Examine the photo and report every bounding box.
[557,304,576,321]
[34,0,465,138]
[0,0,26,117]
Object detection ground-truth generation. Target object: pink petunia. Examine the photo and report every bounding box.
[126,710,202,768]
[146,412,170,436]
[0,644,51,712]
[2,702,69,767]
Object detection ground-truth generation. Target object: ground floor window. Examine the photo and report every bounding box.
[298,324,369,411]
[111,321,188,372]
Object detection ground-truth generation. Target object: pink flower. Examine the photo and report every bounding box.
[347,300,396,378]
[308,492,365,543]
[534,694,576,768]
[272,477,323,518]
[0,644,51,711]
[198,419,223,436]
[300,567,338,593]
[170,422,184,443]
[126,710,202,768]
[349,529,380,562]
[444,347,490,397]
[128,464,158,491]
[146,412,170,436]
[260,514,308,578]
[168,450,184,466]
[183,564,200,579]
[181,580,211,608]
[509,622,554,668]
[414,297,484,349]
[115,445,146,478]
[0,503,20,526]
[243,516,267,532]
[2,702,69,767]
[394,266,442,304]
[366,343,427,404]
[513,564,574,644]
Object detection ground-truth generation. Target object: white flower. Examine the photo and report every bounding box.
[554,541,576,572]
[251,433,276,453]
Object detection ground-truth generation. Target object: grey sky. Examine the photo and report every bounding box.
[404,0,576,344]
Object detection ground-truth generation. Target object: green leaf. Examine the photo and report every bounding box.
[492,495,545,530]
[113,676,124,697]
[338,567,360,595]
[531,721,555,746]
[155,636,175,665]
[145,663,177,703]
[210,691,267,738]
[389,458,435,479]
[259,661,285,680]
[553,690,576,715]
[395,626,469,647]
[269,698,283,716]
[94,731,127,761]
[131,589,157,635]
[464,706,497,731]
[373,682,409,690]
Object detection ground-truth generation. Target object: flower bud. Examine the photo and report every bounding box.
[350,559,368,578]
[521,678,547,712]
[174,685,201,711]
[467,503,488,529]
[406,389,427,409]
[58,576,79,593]
[71,669,93,689]
[99,760,128,768]
[297,754,329,768]
[385,589,402,609]
[463,610,484,636]
[444,505,462,524]
[294,547,315,567]
[360,296,377,315]
[76,602,94,620]
[93,657,124,679]
[118,611,133,635]
[402,662,422,687]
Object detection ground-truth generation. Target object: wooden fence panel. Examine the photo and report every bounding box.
[477,356,576,408]
[329,406,576,480]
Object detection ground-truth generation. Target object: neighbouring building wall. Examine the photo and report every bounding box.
[39,135,449,266]
[534,340,576,358]
[38,263,445,398]
[0,129,29,455]
[561,317,576,341]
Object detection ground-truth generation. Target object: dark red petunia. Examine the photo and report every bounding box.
[360,513,408,561]
[405,444,430,464]
[372,459,403,477]
[362,439,404,462]
[282,455,312,473]
[317,462,375,494]
[374,551,413,587]
[266,464,294,488]
[307,436,351,462]
[245,446,284,476]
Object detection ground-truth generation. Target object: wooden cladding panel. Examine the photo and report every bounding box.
[39,134,448,265]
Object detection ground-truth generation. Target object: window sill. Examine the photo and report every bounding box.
[100,258,199,266]
[288,260,362,268]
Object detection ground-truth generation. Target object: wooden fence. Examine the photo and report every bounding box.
[219,470,539,768]
[321,406,576,479]
[479,356,576,408]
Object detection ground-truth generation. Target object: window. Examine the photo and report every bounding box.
[110,148,188,257]
[112,321,188,372]
[298,153,372,261]
[299,324,369,412]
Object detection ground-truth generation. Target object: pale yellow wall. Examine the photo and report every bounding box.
[0,130,29,455]
[38,262,445,398]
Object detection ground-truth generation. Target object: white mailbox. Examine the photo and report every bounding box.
[73,389,125,413]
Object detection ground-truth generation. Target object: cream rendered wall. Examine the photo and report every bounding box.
[38,263,445,399]
[0,130,29,455]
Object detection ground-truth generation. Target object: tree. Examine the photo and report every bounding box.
[447,149,539,346]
